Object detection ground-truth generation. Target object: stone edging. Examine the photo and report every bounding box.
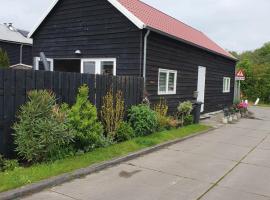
[0,127,215,200]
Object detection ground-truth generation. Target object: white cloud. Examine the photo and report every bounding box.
[0,0,269,52]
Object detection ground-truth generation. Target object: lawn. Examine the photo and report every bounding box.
[0,124,210,193]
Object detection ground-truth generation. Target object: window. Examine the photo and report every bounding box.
[34,57,54,71]
[223,77,231,93]
[158,69,177,95]
[81,58,116,75]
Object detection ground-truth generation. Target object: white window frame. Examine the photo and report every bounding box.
[158,68,177,95]
[34,57,54,71]
[80,58,116,75]
[223,77,231,93]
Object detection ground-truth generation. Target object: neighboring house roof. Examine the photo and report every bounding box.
[28,0,235,60]
[10,63,32,69]
[0,24,32,45]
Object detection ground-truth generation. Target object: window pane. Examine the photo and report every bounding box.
[159,72,167,92]
[38,60,51,71]
[101,61,114,75]
[168,72,175,91]
[83,61,96,74]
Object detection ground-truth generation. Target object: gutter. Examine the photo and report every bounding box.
[143,30,151,86]
[20,44,23,64]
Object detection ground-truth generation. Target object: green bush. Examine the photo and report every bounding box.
[67,85,105,152]
[13,90,74,163]
[128,104,158,136]
[0,154,4,171]
[3,159,19,171]
[177,101,193,126]
[115,122,135,142]
[184,115,194,126]
[0,48,10,68]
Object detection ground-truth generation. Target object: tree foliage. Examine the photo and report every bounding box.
[0,48,10,68]
[232,42,270,103]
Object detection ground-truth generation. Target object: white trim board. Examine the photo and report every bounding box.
[28,0,145,38]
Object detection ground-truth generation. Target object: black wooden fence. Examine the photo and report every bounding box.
[0,69,144,157]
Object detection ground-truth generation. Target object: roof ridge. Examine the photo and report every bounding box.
[134,0,204,34]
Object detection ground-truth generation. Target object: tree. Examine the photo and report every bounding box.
[0,48,10,68]
[236,42,270,103]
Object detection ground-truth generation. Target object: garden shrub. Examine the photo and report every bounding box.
[128,104,158,136]
[184,115,194,126]
[101,89,125,138]
[153,98,168,117]
[177,101,193,126]
[0,154,4,171]
[0,48,10,68]
[68,85,105,152]
[153,99,170,131]
[3,159,19,171]
[115,122,135,142]
[13,90,74,163]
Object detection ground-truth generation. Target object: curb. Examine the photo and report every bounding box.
[0,127,215,200]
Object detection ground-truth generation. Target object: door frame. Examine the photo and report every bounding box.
[197,66,206,112]
[81,58,117,75]
[34,57,54,71]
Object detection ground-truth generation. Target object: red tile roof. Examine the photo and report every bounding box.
[118,0,235,59]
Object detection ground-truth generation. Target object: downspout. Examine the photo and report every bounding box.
[143,30,150,86]
[20,44,23,64]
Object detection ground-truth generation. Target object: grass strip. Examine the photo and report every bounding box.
[0,124,210,192]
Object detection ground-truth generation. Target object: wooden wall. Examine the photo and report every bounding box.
[146,32,236,113]
[0,69,144,158]
[32,0,143,76]
[0,41,32,66]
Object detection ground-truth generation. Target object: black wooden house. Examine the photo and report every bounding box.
[0,23,32,67]
[29,0,237,113]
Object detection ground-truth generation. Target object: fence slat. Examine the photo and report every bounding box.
[0,69,143,158]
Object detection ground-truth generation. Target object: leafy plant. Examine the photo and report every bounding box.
[101,89,125,138]
[0,48,10,68]
[184,115,194,126]
[0,154,4,171]
[128,104,158,136]
[68,85,104,152]
[153,98,168,116]
[13,90,74,163]
[153,99,169,130]
[115,122,135,142]
[3,160,19,171]
[177,101,193,126]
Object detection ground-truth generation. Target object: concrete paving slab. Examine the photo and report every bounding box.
[201,186,270,200]
[219,163,270,197]
[21,107,270,200]
[22,191,74,200]
[129,149,237,183]
[185,128,263,148]
[258,138,270,150]
[170,140,251,161]
[242,148,270,168]
[48,164,212,200]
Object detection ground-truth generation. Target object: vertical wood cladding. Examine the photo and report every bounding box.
[0,41,32,66]
[146,32,236,113]
[32,0,143,76]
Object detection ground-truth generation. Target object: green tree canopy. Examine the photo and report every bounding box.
[233,42,270,103]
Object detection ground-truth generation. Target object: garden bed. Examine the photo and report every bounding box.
[0,124,210,193]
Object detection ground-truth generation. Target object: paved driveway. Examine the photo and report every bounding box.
[23,107,270,200]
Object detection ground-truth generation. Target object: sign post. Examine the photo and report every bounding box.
[234,69,245,102]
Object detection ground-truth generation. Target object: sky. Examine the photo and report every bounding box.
[0,0,269,52]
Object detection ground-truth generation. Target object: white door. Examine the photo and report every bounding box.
[197,66,206,112]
